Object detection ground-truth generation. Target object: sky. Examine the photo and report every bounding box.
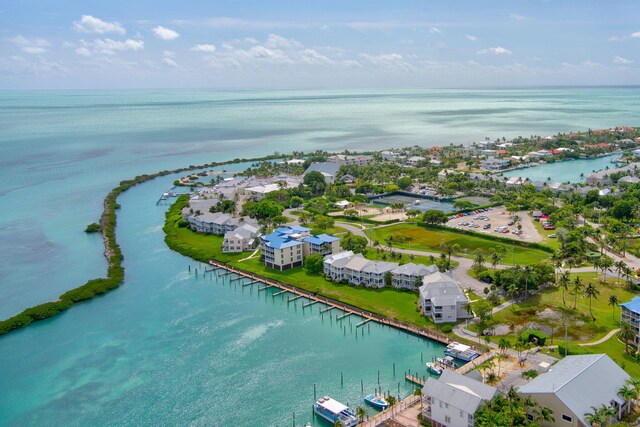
[0,0,639,89]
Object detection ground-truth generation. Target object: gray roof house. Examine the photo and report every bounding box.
[422,370,498,427]
[303,162,341,184]
[391,263,439,290]
[419,272,470,323]
[518,354,631,427]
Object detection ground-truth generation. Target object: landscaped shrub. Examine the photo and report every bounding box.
[441,324,453,333]
[520,329,547,346]
[557,343,592,356]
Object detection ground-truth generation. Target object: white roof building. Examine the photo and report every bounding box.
[519,354,631,427]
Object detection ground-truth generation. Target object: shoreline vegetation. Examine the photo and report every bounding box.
[0,154,286,336]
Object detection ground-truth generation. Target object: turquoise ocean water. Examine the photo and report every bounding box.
[1,88,639,426]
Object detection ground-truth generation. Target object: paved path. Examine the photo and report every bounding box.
[579,328,620,346]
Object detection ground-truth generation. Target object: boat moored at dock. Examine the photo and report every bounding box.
[313,396,359,427]
[437,356,458,369]
[444,342,479,361]
[364,393,389,410]
[426,362,443,375]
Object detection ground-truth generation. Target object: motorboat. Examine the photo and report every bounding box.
[313,396,358,427]
[364,393,389,410]
[426,362,443,375]
[444,342,479,361]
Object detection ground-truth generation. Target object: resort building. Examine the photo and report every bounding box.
[185,211,257,235]
[222,223,259,253]
[620,296,640,345]
[586,162,640,185]
[261,226,341,271]
[391,263,439,290]
[518,354,631,427]
[422,370,498,427]
[381,150,405,163]
[326,154,373,166]
[419,272,470,323]
[480,157,510,171]
[406,156,426,167]
[303,162,341,184]
[244,175,301,201]
[323,251,437,289]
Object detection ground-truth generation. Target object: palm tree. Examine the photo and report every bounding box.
[615,260,627,284]
[619,384,637,413]
[413,387,423,409]
[333,421,344,427]
[355,406,366,422]
[474,251,486,270]
[618,320,636,353]
[558,270,570,307]
[489,250,502,271]
[609,294,620,321]
[462,302,473,326]
[522,265,534,300]
[584,405,606,426]
[583,283,600,320]
[386,394,397,407]
[533,405,555,424]
[573,276,584,310]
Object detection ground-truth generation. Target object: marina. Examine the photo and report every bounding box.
[313,397,359,427]
[500,153,623,183]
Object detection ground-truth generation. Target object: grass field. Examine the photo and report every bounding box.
[370,223,552,265]
[165,198,432,328]
[478,273,636,342]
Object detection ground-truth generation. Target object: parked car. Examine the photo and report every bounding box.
[548,234,557,238]
[543,224,556,230]
[483,223,491,229]
[502,228,510,233]
[507,220,515,226]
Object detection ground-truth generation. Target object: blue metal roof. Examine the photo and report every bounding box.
[620,296,640,314]
[274,225,311,234]
[303,234,340,245]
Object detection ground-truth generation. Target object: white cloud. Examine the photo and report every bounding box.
[75,47,92,56]
[429,27,441,34]
[360,53,413,71]
[191,44,216,53]
[73,15,126,35]
[162,57,178,67]
[163,50,175,58]
[153,26,180,40]
[632,32,640,38]
[613,55,633,65]
[265,34,301,49]
[8,35,51,54]
[300,49,333,65]
[88,38,144,54]
[466,35,477,42]
[477,47,512,55]
[510,14,525,20]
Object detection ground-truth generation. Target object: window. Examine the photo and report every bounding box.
[445,416,451,423]
[526,414,534,422]
[460,410,464,417]
[439,401,443,408]
[562,414,573,422]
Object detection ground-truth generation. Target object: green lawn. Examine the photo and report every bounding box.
[230,257,429,327]
[165,197,432,329]
[479,273,637,342]
[584,336,640,379]
[370,223,552,265]
[532,219,560,251]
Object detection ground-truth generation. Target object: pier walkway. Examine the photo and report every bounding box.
[358,395,421,427]
[207,260,464,348]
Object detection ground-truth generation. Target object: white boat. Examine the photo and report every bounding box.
[364,393,389,410]
[313,396,359,427]
[426,362,443,375]
[437,356,458,369]
[444,342,479,361]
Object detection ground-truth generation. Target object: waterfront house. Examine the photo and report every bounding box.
[407,156,426,167]
[261,226,341,271]
[323,251,356,281]
[391,263,439,290]
[419,272,470,323]
[518,354,631,427]
[438,169,460,179]
[618,175,640,186]
[323,251,437,289]
[302,234,341,257]
[587,162,640,185]
[340,174,356,184]
[532,180,547,191]
[222,223,259,253]
[620,296,640,346]
[422,370,497,427]
[186,211,257,235]
[381,150,404,163]
[480,157,510,171]
[303,162,341,184]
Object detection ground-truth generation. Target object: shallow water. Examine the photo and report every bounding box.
[500,154,622,183]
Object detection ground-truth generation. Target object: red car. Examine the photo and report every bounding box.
[543,225,555,230]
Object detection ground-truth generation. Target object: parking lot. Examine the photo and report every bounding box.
[445,206,543,243]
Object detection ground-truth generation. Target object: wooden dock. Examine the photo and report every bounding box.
[206,260,463,348]
[336,312,351,321]
[302,300,318,308]
[356,319,371,328]
[272,289,287,297]
[319,306,333,314]
[405,374,426,387]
